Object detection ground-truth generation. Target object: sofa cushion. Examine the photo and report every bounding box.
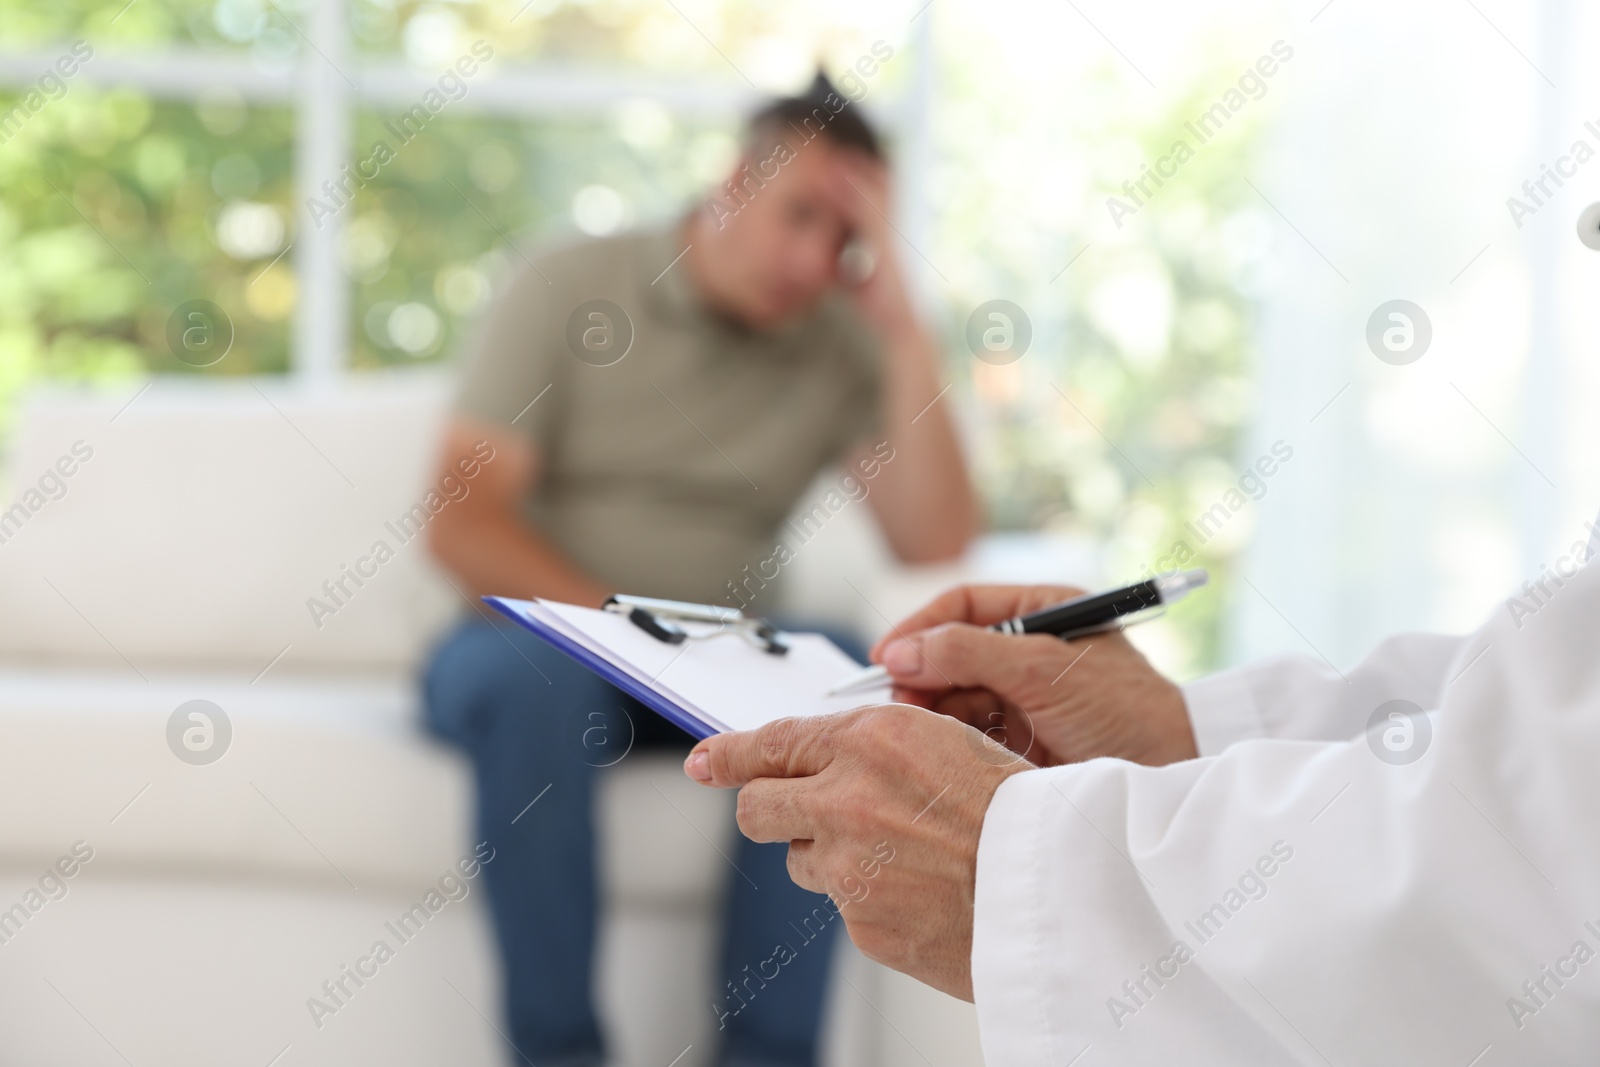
[0,376,459,672]
[0,666,733,905]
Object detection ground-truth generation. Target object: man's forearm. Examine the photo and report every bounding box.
[428,511,612,608]
[865,320,979,562]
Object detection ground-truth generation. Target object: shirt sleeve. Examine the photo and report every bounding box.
[1183,630,1469,756]
[972,561,1600,1066]
[824,299,884,460]
[453,262,566,449]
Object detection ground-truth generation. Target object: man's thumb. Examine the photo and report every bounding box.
[685,715,837,788]
[881,623,1046,694]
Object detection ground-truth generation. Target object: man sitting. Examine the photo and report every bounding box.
[421,73,976,1067]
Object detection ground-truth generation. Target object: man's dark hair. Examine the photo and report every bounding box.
[745,71,884,160]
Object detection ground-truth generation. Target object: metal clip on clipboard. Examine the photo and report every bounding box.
[602,595,790,655]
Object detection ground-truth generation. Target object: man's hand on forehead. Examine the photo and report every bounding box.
[818,149,919,333]
[825,149,890,230]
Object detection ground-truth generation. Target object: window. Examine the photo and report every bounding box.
[1,0,1273,675]
[0,0,931,390]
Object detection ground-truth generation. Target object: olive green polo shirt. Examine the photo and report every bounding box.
[454,222,881,606]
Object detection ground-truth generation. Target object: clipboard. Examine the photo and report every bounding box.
[483,595,872,739]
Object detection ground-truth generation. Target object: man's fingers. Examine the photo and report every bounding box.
[823,166,875,228]
[879,623,1065,696]
[869,584,1087,662]
[733,778,817,844]
[784,840,826,895]
[684,714,839,788]
[832,154,887,204]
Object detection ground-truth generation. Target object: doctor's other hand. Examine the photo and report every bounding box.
[683,705,1028,1002]
[869,584,1200,767]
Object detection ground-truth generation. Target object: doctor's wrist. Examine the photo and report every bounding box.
[1145,681,1200,764]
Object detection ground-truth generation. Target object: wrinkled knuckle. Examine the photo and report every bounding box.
[856,706,896,743]
[813,713,848,755]
[839,709,889,754]
[887,701,931,738]
[787,844,824,892]
[891,701,927,725]
[838,705,880,742]
[733,786,762,836]
[756,719,798,772]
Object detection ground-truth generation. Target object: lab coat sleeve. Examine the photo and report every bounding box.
[973,562,1600,1066]
[1182,629,1468,755]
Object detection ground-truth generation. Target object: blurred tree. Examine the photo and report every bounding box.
[933,21,1277,675]
[347,111,727,368]
[0,87,296,434]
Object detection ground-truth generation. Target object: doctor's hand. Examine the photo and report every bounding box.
[683,704,1028,1002]
[869,584,1200,767]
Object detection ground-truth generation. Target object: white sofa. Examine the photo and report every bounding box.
[0,374,1097,1066]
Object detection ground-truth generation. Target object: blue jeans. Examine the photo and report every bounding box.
[422,615,851,1067]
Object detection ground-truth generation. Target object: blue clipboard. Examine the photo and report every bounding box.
[483,595,718,740]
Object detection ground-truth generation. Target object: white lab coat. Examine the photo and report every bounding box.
[973,531,1600,1066]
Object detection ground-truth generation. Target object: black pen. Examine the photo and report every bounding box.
[826,568,1209,696]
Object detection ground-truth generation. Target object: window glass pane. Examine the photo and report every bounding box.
[345,108,732,369]
[932,6,1272,676]
[350,0,921,90]
[0,0,311,55]
[0,86,295,429]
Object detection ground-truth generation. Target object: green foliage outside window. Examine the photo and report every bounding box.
[346,110,728,368]
[935,38,1275,675]
[0,88,296,434]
